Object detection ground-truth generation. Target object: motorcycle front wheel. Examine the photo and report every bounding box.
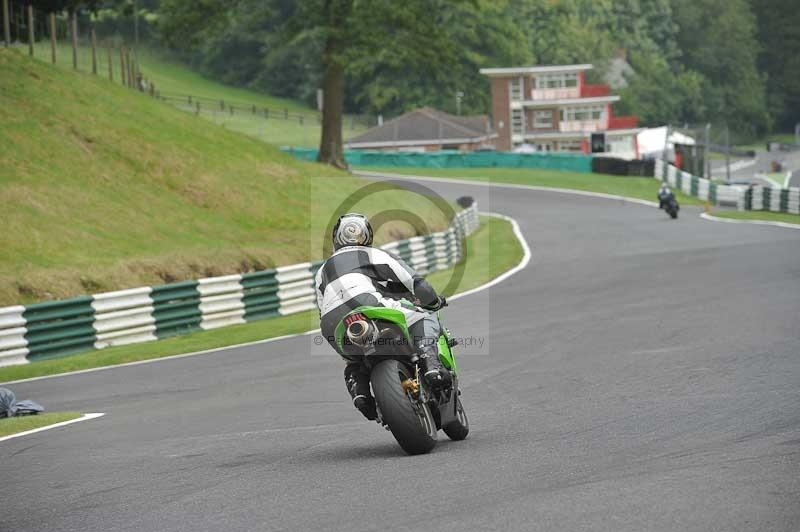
[371,359,437,455]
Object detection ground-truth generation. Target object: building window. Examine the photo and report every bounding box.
[533,110,553,128]
[560,105,606,122]
[510,77,523,101]
[511,108,525,135]
[535,72,578,89]
[557,140,583,151]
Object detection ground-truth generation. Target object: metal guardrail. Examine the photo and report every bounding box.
[0,205,480,367]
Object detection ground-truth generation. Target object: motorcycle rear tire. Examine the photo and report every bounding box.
[442,396,469,441]
[371,359,437,455]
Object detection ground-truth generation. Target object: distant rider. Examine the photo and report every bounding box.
[314,213,451,420]
[658,183,675,209]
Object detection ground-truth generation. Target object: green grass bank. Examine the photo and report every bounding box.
[0,215,523,383]
[0,48,447,305]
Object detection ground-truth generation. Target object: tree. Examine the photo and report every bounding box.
[672,0,770,138]
[751,0,800,131]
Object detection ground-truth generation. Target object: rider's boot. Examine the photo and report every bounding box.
[419,344,452,389]
[344,364,377,420]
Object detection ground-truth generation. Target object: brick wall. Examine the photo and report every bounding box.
[490,77,512,151]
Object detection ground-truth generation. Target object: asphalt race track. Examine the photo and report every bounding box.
[2,177,799,532]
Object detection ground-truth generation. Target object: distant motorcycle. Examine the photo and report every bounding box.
[658,189,679,219]
[663,196,679,219]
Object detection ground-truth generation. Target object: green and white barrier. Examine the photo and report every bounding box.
[745,186,800,214]
[654,159,799,214]
[0,204,479,367]
[654,159,744,209]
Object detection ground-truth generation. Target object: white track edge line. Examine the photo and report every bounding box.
[700,212,800,230]
[0,412,105,443]
[448,211,531,302]
[2,213,530,385]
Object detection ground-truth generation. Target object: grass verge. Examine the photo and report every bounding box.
[1,48,446,305]
[0,215,523,383]
[355,167,705,207]
[31,42,368,147]
[709,210,800,226]
[0,412,82,438]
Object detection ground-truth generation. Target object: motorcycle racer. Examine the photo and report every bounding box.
[314,213,451,420]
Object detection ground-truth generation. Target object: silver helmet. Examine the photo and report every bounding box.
[332,213,374,250]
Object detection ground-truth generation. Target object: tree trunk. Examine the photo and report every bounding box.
[317,0,350,169]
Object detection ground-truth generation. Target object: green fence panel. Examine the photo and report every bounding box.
[709,182,717,204]
[690,176,698,197]
[151,281,201,339]
[780,189,789,212]
[23,296,96,360]
[241,269,280,320]
[283,148,592,172]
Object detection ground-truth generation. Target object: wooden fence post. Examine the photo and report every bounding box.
[133,51,140,89]
[107,45,113,81]
[26,3,33,56]
[69,9,78,69]
[126,48,133,88]
[90,28,97,74]
[49,12,56,63]
[119,46,126,86]
[2,0,9,47]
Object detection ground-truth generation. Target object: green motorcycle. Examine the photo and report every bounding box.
[334,303,469,455]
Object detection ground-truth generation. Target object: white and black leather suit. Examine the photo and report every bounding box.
[314,245,443,361]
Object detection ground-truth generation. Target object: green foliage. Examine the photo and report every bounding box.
[617,52,710,126]
[146,0,784,139]
[672,0,770,138]
[751,0,800,132]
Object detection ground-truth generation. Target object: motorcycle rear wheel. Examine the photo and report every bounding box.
[442,396,469,441]
[371,359,437,455]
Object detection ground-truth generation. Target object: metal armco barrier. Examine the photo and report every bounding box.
[654,159,800,214]
[0,204,480,367]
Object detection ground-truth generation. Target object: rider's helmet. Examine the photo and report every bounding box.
[332,213,374,251]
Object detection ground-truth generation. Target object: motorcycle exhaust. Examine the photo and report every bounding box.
[346,318,376,347]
